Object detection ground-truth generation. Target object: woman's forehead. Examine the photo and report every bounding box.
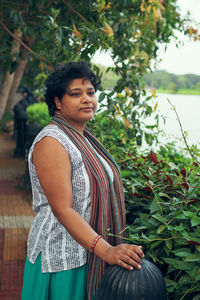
[68,78,94,89]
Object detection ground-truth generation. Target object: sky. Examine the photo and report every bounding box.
[92,0,200,75]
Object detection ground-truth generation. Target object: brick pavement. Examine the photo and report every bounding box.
[0,133,35,300]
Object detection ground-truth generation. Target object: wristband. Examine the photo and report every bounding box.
[90,235,102,253]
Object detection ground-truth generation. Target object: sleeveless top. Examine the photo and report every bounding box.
[27,124,113,273]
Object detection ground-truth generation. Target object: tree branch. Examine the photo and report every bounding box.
[0,20,36,56]
[62,0,88,24]
[0,20,54,71]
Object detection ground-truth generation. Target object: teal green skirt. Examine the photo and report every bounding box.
[21,254,87,300]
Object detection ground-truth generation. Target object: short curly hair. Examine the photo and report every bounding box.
[45,61,101,117]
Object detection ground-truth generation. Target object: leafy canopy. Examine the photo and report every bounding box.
[0,0,190,144]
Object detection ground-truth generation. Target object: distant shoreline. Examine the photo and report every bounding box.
[156,89,200,96]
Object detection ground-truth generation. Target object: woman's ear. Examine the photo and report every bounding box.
[54,97,62,110]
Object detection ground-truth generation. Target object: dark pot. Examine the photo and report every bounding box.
[94,259,168,300]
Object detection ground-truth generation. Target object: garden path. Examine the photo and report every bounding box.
[0,132,34,300]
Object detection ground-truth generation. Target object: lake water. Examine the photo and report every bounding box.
[97,92,200,149]
[150,93,200,148]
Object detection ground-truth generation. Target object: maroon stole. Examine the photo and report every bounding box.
[52,111,126,300]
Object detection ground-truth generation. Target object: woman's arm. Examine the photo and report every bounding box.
[33,137,144,270]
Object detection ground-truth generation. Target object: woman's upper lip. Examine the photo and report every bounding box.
[80,107,93,110]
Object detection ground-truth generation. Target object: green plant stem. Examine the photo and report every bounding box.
[105,231,179,243]
[167,98,198,162]
[180,283,200,300]
[174,270,183,282]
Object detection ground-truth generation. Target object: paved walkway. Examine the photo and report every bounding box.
[0,133,35,300]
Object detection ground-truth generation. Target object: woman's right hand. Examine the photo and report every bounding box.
[104,243,144,271]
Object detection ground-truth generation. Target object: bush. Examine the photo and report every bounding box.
[0,111,13,132]
[26,102,51,127]
[111,148,200,300]
[89,114,200,300]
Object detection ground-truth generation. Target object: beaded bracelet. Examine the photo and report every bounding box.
[90,235,102,253]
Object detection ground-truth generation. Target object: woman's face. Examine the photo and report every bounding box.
[54,78,97,133]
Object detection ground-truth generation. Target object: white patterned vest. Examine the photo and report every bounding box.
[27,125,92,273]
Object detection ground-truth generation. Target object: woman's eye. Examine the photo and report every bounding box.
[68,91,95,97]
[88,91,95,96]
[71,93,81,97]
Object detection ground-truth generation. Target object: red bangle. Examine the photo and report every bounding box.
[90,235,102,253]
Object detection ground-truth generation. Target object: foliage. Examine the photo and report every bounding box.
[95,64,119,90]
[0,111,13,132]
[158,142,197,169]
[0,0,191,144]
[26,102,51,127]
[167,82,178,94]
[89,112,200,300]
[107,147,200,299]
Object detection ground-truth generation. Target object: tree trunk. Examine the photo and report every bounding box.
[6,50,29,111]
[0,28,22,120]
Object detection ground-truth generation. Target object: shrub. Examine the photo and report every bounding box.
[0,111,13,132]
[89,113,200,299]
[26,102,51,127]
[111,149,200,300]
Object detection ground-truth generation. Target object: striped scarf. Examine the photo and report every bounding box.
[52,111,126,300]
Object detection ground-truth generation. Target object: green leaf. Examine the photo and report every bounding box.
[165,239,172,250]
[150,240,163,249]
[165,278,176,288]
[191,216,200,227]
[173,175,183,185]
[152,213,166,224]
[158,192,172,200]
[184,253,200,262]
[150,198,159,214]
[131,184,136,194]
[121,170,132,177]
[163,258,193,271]
[173,210,186,219]
[157,224,166,233]
[178,274,195,286]
[183,211,195,218]
[141,232,151,241]
[168,224,184,232]
[173,248,191,257]
[98,92,106,102]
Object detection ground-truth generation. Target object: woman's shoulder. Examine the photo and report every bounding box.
[39,124,64,136]
[33,124,80,155]
[35,124,69,144]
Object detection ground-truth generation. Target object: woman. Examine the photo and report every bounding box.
[21,62,144,300]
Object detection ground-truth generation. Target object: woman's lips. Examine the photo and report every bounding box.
[80,107,93,112]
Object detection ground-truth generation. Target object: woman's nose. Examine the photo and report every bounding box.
[82,93,92,102]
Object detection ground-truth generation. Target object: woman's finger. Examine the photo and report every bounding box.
[118,256,142,270]
[126,244,144,257]
[126,249,142,264]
